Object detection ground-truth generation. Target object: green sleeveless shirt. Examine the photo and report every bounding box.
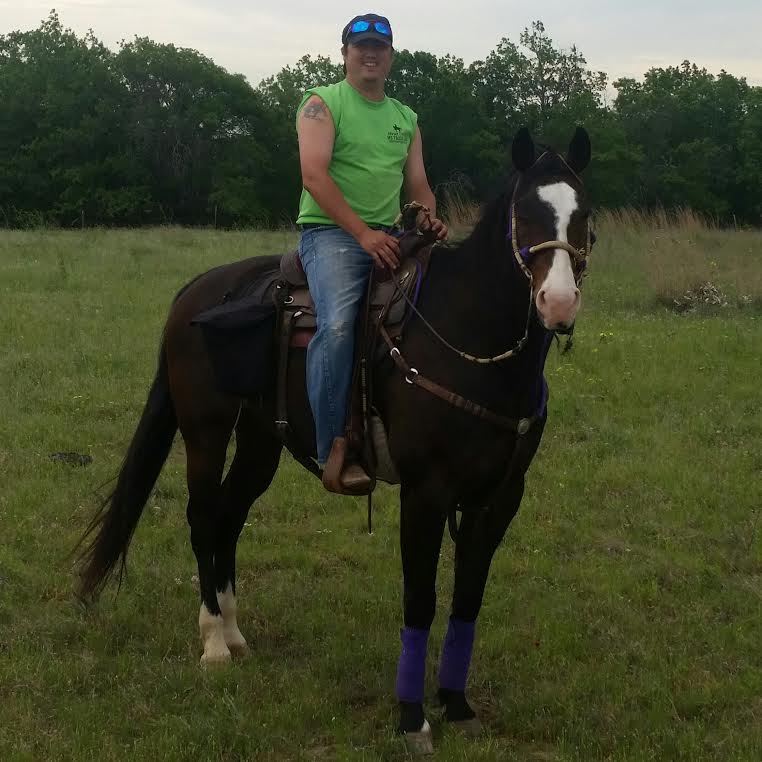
[296,79,418,226]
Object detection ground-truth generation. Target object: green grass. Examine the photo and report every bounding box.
[0,225,761,760]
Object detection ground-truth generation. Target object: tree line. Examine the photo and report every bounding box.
[1,12,760,228]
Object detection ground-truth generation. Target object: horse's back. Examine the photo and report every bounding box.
[171,254,282,320]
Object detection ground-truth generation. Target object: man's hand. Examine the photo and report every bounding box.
[420,214,448,241]
[358,229,400,270]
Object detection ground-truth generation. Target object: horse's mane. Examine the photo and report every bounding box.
[448,145,571,255]
[445,172,517,256]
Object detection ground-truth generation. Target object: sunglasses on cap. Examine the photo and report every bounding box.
[347,19,392,38]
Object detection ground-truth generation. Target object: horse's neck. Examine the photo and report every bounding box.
[426,231,528,346]
[406,232,546,408]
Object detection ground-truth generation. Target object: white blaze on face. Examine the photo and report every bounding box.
[536,182,582,329]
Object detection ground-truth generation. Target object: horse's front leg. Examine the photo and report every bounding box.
[396,475,451,753]
[439,471,526,733]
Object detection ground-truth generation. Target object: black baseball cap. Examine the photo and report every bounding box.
[341,13,393,46]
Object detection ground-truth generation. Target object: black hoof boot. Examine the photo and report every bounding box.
[398,701,434,755]
[438,688,481,736]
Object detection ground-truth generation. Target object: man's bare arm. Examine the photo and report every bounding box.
[403,127,436,213]
[404,127,448,240]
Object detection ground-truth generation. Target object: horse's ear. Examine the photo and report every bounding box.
[566,127,591,174]
[512,127,535,172]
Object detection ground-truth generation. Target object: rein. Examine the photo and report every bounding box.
[383,174,589,541]
[386,256,533,364]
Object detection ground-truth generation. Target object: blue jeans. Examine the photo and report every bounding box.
[298,226,373,463]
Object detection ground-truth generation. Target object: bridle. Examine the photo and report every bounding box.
[390,160,592,365]
[508,200,590,288]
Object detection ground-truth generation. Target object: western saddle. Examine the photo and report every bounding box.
[273,206,437,496]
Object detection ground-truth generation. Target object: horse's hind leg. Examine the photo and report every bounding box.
[213,407,281,658]
[184,424,233,667]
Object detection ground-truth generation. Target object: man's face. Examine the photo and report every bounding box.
[343,39,393,84]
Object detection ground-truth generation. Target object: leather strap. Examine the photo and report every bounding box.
[379,326,536,435]
[273,283,323,479]
[274,288,295,435]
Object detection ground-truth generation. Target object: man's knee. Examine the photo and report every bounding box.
[325,320,355,344]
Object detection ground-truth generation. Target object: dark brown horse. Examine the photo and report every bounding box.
[78,127,592,752]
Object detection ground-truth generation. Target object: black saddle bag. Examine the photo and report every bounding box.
[192,294,277,397]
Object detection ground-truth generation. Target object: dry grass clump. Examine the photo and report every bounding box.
[587,208,761,312]
[597,207,713,233]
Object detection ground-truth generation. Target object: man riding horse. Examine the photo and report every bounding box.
[295,13,448,493]
[77,11,594,753]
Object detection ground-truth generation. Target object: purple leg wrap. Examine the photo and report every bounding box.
[438,618,476,692]
[395,627,430,703]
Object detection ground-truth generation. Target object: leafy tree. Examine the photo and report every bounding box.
[471,21,607,144]
[613,63,755,219]
[115,37,275,224]
[0,11,132,225]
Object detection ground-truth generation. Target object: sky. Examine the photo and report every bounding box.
[3,1,761,91]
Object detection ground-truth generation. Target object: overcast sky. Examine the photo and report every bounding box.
[3,1,761,90]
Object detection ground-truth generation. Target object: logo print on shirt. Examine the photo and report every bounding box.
[387,123,407,143]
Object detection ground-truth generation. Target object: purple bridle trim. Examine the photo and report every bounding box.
[438,618,475,692]
[505,209,534,266]
[395,627,430,703]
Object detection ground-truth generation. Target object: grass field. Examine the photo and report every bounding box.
[0,217,761,760]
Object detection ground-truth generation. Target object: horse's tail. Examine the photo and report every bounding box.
[76,343,177,599]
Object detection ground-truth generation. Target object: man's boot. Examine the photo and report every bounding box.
[322,436,372,495]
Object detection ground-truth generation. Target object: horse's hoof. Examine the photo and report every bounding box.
[402,720,434,755]
[200,647,232,668]
[448,716,482,737]
[227,640,250,659]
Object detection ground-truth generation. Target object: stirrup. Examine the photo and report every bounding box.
[321,437,372,495]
